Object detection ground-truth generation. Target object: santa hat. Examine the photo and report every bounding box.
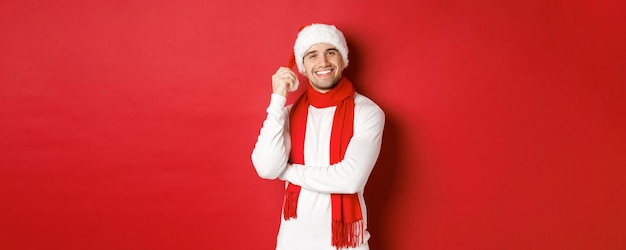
[292,23,349,74]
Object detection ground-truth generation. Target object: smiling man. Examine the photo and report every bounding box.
[252,23,385,250]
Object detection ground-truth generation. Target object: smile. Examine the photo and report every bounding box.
[315,69,332,75]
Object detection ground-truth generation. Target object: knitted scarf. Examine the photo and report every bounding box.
[284,76,364,249]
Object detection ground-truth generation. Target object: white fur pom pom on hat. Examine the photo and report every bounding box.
[293,23,349,74]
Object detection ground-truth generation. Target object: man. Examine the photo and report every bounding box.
[251,23,385,250]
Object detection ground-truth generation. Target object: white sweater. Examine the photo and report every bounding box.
[252,93,385,250]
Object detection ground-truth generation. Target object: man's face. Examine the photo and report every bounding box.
[302,43,345,93]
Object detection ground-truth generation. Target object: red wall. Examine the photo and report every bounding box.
[1,0,625,249]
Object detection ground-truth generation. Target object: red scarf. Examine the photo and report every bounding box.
[284,76,364,249]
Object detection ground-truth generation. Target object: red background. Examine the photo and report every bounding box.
[1,0,625,249]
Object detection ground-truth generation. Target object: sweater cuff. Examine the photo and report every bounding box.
[269,94,287,108]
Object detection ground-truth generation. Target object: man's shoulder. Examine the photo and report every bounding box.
[353,93,385,127]
[354,93,384,115]
[354,93,381,109]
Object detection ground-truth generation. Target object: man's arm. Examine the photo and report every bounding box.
[279,104,385,193]
[251,67,298,179]
[251,94,291,179]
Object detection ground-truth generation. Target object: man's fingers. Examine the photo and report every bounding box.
[271,67,298,96]
[276,67,296,78]
[274,69,296,84]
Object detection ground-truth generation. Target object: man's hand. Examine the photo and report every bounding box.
[272,67,298,97]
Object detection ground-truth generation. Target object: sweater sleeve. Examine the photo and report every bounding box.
[279,104,385,194]
[251,94,292,180]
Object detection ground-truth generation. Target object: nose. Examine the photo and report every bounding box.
[320,54,330,65]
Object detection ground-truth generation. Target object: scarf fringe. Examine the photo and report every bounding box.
[332,219,364,249]
[283,188,299,220]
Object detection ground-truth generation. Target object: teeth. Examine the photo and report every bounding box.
[316,70,331,74]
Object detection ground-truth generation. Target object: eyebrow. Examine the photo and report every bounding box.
[304,48,339,57]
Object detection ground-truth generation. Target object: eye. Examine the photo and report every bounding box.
[307,53,317,59]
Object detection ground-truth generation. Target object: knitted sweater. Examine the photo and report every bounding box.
[252,93,385,250]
